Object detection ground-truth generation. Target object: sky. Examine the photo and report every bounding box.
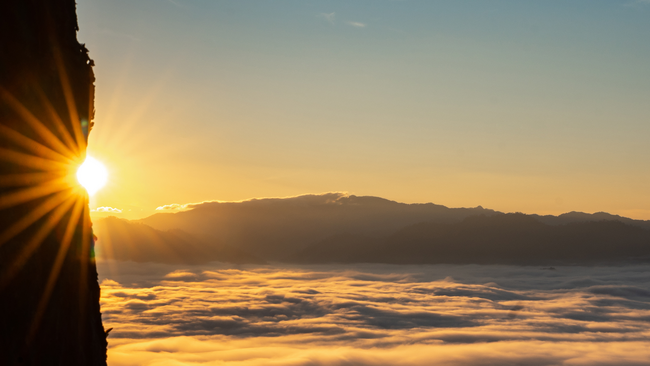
[76,0,650,220]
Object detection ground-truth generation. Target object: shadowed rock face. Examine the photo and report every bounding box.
[0,1,107,365]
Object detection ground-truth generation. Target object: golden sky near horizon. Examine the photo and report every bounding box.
[76,0,650,220]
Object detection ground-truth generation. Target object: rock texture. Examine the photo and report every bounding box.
[0,1,107,365]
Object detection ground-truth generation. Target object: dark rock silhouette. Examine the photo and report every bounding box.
[0,1,107,365]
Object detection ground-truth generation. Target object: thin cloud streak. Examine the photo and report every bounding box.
[320,12,335,25]
[92,206,122,213]
[347,21,367,28]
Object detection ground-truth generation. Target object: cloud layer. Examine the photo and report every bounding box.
[92,206,123,213]
[155,203,189,212]
[99,263,650,365]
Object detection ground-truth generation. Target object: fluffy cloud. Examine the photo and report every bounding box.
[92,206,123,213]
[155,203,189,211]
[98,263,650,365]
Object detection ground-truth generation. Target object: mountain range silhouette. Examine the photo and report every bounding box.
[94,193,650,265]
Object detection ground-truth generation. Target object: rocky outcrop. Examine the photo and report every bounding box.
[0,1,107,365]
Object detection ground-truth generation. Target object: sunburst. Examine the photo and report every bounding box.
[0,53,101,340]
[77,156,108,197]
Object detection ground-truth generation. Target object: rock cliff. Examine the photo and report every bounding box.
[0,1,107,364]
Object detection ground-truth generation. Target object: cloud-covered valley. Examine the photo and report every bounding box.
[94,194,650,364]
[98,262,650,365]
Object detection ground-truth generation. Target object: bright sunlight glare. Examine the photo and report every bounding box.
[77,156,108,196]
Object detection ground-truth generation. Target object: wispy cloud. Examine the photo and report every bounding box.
[155,203,189,211]
[320,12,336,25]
[92,206,122,213]
[347,21,367,28]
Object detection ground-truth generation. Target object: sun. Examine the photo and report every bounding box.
[76,155,108,196]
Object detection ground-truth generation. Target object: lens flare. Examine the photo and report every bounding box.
[76,156,107,196]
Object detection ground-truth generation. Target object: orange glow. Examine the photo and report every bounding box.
[77,156,108,196]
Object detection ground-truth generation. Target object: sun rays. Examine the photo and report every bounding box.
[1,34,176,309]
[0,48,101,340]
[0,93,90,291]
[0,89,88,252]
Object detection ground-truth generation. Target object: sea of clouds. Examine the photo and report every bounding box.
[97,261,650,366]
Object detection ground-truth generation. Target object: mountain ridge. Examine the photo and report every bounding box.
[94,193,650,265]
[138,193,500,260]
[93,216,264,264]
[291,213,650,265]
